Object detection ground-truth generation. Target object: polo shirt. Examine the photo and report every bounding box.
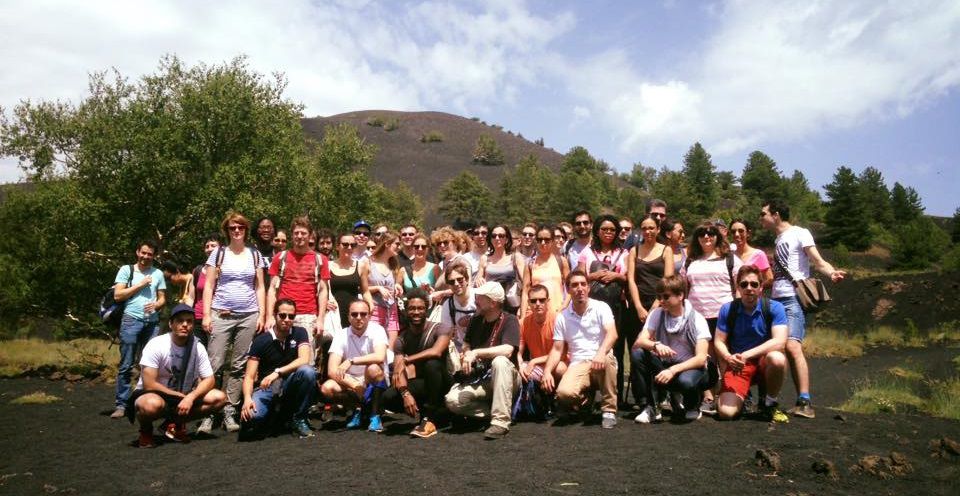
[329,322,388,376]
[553,299,615,364]
[716,298,788,354]
[246,326,310,381]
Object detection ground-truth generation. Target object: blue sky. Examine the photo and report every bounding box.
[2,0,958,215]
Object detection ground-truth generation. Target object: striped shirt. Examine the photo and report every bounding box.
[206,247,266,313]
[684,256,743,319]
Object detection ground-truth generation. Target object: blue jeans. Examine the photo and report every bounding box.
[115,314,159,407]
[630,349,710,412]
[775,295,806,342]
[245,366,318,427]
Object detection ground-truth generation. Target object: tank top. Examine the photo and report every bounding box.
[531,254,564,314]
[485,254,517,288]
[402,261,439,292]
[329,261,361,327]
[635,244,667,303]
[368,262,396,308]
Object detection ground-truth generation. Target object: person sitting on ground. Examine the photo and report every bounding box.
[542,271,619,429]
[127,303,227,448]
[518,284,567,387]
[382,289,451,438]
[319,300,389,432]
[239,299,317,439]
[630,275,712,423]
[444,282,520,440]
[714,265,789,421]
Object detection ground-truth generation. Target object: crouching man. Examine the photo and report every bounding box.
[542,271,619,429]
[715,265,789,421]
[239,298,317,439]
[128,303,227,447]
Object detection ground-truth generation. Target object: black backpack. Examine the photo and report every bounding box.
[99,265,134,328]
[588,249,626,306]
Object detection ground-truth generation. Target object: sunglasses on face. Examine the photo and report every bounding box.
[400,232,416,237]
[276,313,295,320]
[528,297,547,304]
[473,230,488,237]
[575,220,591,226]
[699,230,718,238]
[413,244,428,250]
[491,233,507,239]
[521,232,536,238]
[739,280,761,289]
[650,212,666,219]
[340,242,357,248]
[537,238,553,244]
[446,276,465,285]
[436,240,450,247]
[620,226,632,231]
[354,231,370,236]
[228,225,246,232]
[350,312,369,318]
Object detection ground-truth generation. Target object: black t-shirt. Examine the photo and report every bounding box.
[464,312,520,360]
[246,327,310,381]
[394,322,449,357]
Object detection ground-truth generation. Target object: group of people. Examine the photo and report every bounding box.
[107,198,846,447]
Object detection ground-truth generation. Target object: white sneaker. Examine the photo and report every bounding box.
[223,414,240,433]
[684,409,702,421]
[634,405,661,424]
[197,416,214,434]
[671,392,685,412]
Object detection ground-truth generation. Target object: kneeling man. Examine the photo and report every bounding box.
[240,298,317,439]
[715,265,789,421]
[128,303,227,447]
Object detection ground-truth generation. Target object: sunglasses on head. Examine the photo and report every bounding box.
[739,280,760,289]
[350,311,369,318]
[276,313,295,320]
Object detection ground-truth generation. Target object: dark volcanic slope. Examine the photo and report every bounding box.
[301,110,566,208]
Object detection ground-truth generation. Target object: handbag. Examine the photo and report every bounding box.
[774,254,831,313]
[588,249,625,306]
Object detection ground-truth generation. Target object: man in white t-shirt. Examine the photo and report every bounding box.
[564,211,593,270]
[128,304,227,448]
[320,300,389,432]
[760,199,846,419]
[542,271,619,429]
[437,261,476,352]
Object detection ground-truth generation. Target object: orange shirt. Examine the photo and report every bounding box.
[520,311,558,360]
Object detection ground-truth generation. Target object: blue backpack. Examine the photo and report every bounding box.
[99,264,133,329]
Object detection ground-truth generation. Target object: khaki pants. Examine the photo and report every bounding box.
[293,313,318,362]
[555,353,618,414]
[445,356,519,429]
[207,311,258,413]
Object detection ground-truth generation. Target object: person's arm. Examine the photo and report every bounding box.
[240,358,259,421]
[804,245,846,283]
[662,245,675,278]
[714,329,734,367]
[405,333,451,364]
[255,265,266,332]
[470,344,514,360]
[474,254,487,286]
[590,319,617,370]
[113,267,152,302]
[540,339,565,393]
[349,343,387,366]
[152,289,166,313]
[140,366,185,398]
[626,246,647,319]
[358,262,375,312]
[265,277,279,330]
[519,263,533,317]
[559,256,571,310]
[183,273,196,307]
[316,279,328,338]
[742,323,787,361]
[654,339,708,385]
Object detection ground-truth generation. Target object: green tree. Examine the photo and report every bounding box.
[952,207,960,244]
[681,142,718,219]
[622,162,657,193]
[892,216,950,269]
[858,166,894,226]
[437,171,494,224]
[890,182,924,223]
[740,151,785,203]
[650,167,695,225]
[498,154,555,225]
[784,170,824,223]
[472,134,504,166]
[823,166,871,250]
[371,181,424,229]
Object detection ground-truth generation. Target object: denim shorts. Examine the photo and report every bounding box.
[775,295,806,342]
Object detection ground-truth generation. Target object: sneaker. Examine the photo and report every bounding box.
[138,430,156,448]
[699,398,717,416]
[223,414,241,433]
[684,409,702,421]
[110,407,126,419]
[410,418,437,439]
[658,397,672,413]
[291,418,314,438]
[742,393,755,414]
[196,416,214,435]
[788,398,816,419]
[601,412,617,429]
[670,392,685,412]
[368,414,384,433]
[164,422,190,443]
[634,405,661,424]
[345,409,363,430]
[760,401,789,423]
[483,424,509,439]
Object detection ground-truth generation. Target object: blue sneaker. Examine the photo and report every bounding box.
[368,414,383,433]
[345,409,363,430]
[291,418,314,438]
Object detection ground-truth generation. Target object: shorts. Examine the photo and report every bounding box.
[125,389,186,422]
[371,303,400,332]
[774,295,806,342]
[721,358,767,400]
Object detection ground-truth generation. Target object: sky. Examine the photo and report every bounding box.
[1,0,958,215]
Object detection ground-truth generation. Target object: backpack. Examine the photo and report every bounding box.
[211,245,262,293]
[588,248,625,306]
[99,264,135,328]
[724,297,773,337]
[275,250,322,294]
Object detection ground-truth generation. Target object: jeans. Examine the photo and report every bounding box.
[775,295,806,342]
[245,365,318,426]
[382,359,449,419]
[630,349,710,412]
[115,314,159,408]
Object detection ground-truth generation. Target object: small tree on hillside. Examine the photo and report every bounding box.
[858,166,894,226]
[952,207,960,244]
[741,150,785,204]
[823,166,871,250]
[437,171,494,224]
[681,142,719,219]
[890,182,924,223]
[472,134,504,165]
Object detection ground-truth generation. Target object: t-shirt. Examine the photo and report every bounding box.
[685,255,743,319]
[464,312,521,360]
[565,239,591,273]
[136,333,212,393]
[520,311,557,360]
[716,298,788,354]
[192,265,208,320]
[439,293,477,351]
[329,322,388,376]
[463,251,483,280]
[553,299,615,364]
[643,300,711,364]
[576,246,628,274]
[115,265,167,321]
[246,327,311,381]
[394,322,449,357]
[742,248,771,272]
[772,226,815,298]
[206,247,266,313]
[268,250,331,315]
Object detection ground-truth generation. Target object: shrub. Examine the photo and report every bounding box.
[832,243,851,268]
[366,116,385,127]
[383,118,400,131]
[420,131,444,143]
[841,372,925,415]
[941,244,960,271]
[472,134,505,166]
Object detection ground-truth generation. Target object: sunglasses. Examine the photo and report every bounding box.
[276,313,295,320]
[446,276,465,285]
[436,240,450,247]
[528,297,547,304]
[521,232,536,238]
[739,280,761,289]
[413,244,428,250]
[374,231,387,237]
[537,238,553,244]
[473,230,488,236]
[650,212,666,219]
[400,232,416,237]
[699,230,718,237]
[575,220,591,226]
[491,232,507,239]
[350,312,369,318]
[228,225,246,232]
[340,242,358,248]
[354,231,370,236]
[599,227,617,233]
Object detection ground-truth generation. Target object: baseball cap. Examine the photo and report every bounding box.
[353,220,371,231]
[169,303,194,319]
[473,281,505,303]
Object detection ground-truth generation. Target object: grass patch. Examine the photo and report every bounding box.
[841,373,925,415]
[804,327,864,358]
[420,130,444,143]
[929,379,960,420]
[383,118,400,131]
[10,391,62,405]
[0,338,116,378]
[929,320,960,345]
[952,355,960,373]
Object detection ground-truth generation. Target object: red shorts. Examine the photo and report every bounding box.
[721,357,767,399]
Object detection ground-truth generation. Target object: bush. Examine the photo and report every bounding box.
[366,116,385,127]
[472,134,505,166]
[420,131,444,143]
[383,118,400,131]
[832,243,851,268]
[892,216,950,269]
[941,244,960,271]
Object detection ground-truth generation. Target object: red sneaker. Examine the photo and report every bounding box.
[138,430,156,448]
[164,422,190,443]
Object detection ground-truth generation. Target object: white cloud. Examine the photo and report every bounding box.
[566,0,960,157]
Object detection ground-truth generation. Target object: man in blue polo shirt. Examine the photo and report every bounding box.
[714,265,788,421]
[239,298,317,439]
